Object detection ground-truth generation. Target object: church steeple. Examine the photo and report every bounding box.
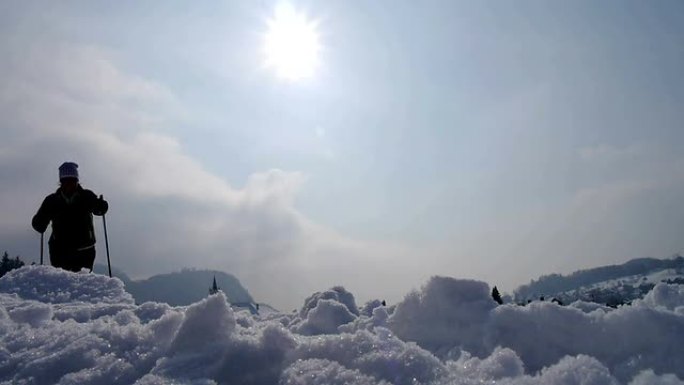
[209,275,220,295]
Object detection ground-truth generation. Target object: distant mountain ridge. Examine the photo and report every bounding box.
[514,255,684,305]
[93,265,253,306]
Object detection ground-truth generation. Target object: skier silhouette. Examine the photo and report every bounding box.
[32,162,108,272]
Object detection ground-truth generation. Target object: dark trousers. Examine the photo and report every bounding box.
[49,243,96,272]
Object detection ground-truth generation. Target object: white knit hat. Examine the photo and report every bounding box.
[59,162,79,180]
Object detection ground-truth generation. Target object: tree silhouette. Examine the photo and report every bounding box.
[0,251,25,278]
[491,286,503,305]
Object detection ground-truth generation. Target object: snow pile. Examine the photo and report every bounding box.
[487,300,684,380]
[360,299,385,317]
[568,300,614,313]
[388,277,496,357]
[381,277,684,381]
[0,265,133,304]
[629,370,684,385]
[288,286,360,335]
[281,358,391,385]
[636,282,684,312]
[298,286,360,318]
[1,266,683,385]
[340,304,391,333]
[291,299,356,335]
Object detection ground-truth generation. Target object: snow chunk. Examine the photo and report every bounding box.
[292,328,445,385]
[299,286,360,318]
[637,283,684,311]
[212,324,298,384]
[8,300,53,327]
[293,299,357,335]
[153,320,297,384]
[289,286,361,335]
[535,355,619,385]
[388,276,495,356]
[134,374,217,385]
[487,299,684,381]
[447,347,525,381]
[569,300,614,313]
[629,370,684,385]
[360,299,384,317]
[0,266,133,305]
[142,294,239,383]
[340,305,391,334]
[168,292,235,355]
[135,301,174,324]
[281,358,390,385]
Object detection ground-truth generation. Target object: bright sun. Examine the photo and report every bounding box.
[264,3,321,81]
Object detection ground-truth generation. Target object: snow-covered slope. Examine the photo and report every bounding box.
[1,266,683,385]
[514,255,684,306]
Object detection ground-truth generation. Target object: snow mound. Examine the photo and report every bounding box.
[629,370,684,385]
[292,328,446,385]
[7,300,53,327]
[487,298,684,381]
[0,265,133,305]
[360,299,385,317]
[636,283,684,311]
[388,276,496,357]
[282,358,391,385]
[292,298,357,335]
[1,267,683,385]
[299,286,360,318]
[383,275,684,382]
[447,347,525,381]
[568,300,614,313]
[534,355,619,385]
[288,286,361,335]
[340,304,390,333]
[168,293,236,354]
[440,353,620,385]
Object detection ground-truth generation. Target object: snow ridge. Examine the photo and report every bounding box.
[1,266,683,385]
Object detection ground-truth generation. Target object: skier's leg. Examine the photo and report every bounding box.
[48,242,68,270]
[76,247,96,272]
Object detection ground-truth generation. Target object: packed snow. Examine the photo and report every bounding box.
[1,266,683,385]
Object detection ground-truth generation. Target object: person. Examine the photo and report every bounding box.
[32,162,109,272]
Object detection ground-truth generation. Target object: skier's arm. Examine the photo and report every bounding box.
[31,197,52,233]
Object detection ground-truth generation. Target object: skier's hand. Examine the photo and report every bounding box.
[95,194,109,215]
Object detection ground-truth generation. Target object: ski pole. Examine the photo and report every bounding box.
[102,212,112,278]
[40,233,44,265]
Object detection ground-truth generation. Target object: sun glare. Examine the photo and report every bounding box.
[264,3,321,81]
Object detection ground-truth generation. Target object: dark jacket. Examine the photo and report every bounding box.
[32,186,109,251]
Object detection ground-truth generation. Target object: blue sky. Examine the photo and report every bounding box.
[1,1,683,309]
